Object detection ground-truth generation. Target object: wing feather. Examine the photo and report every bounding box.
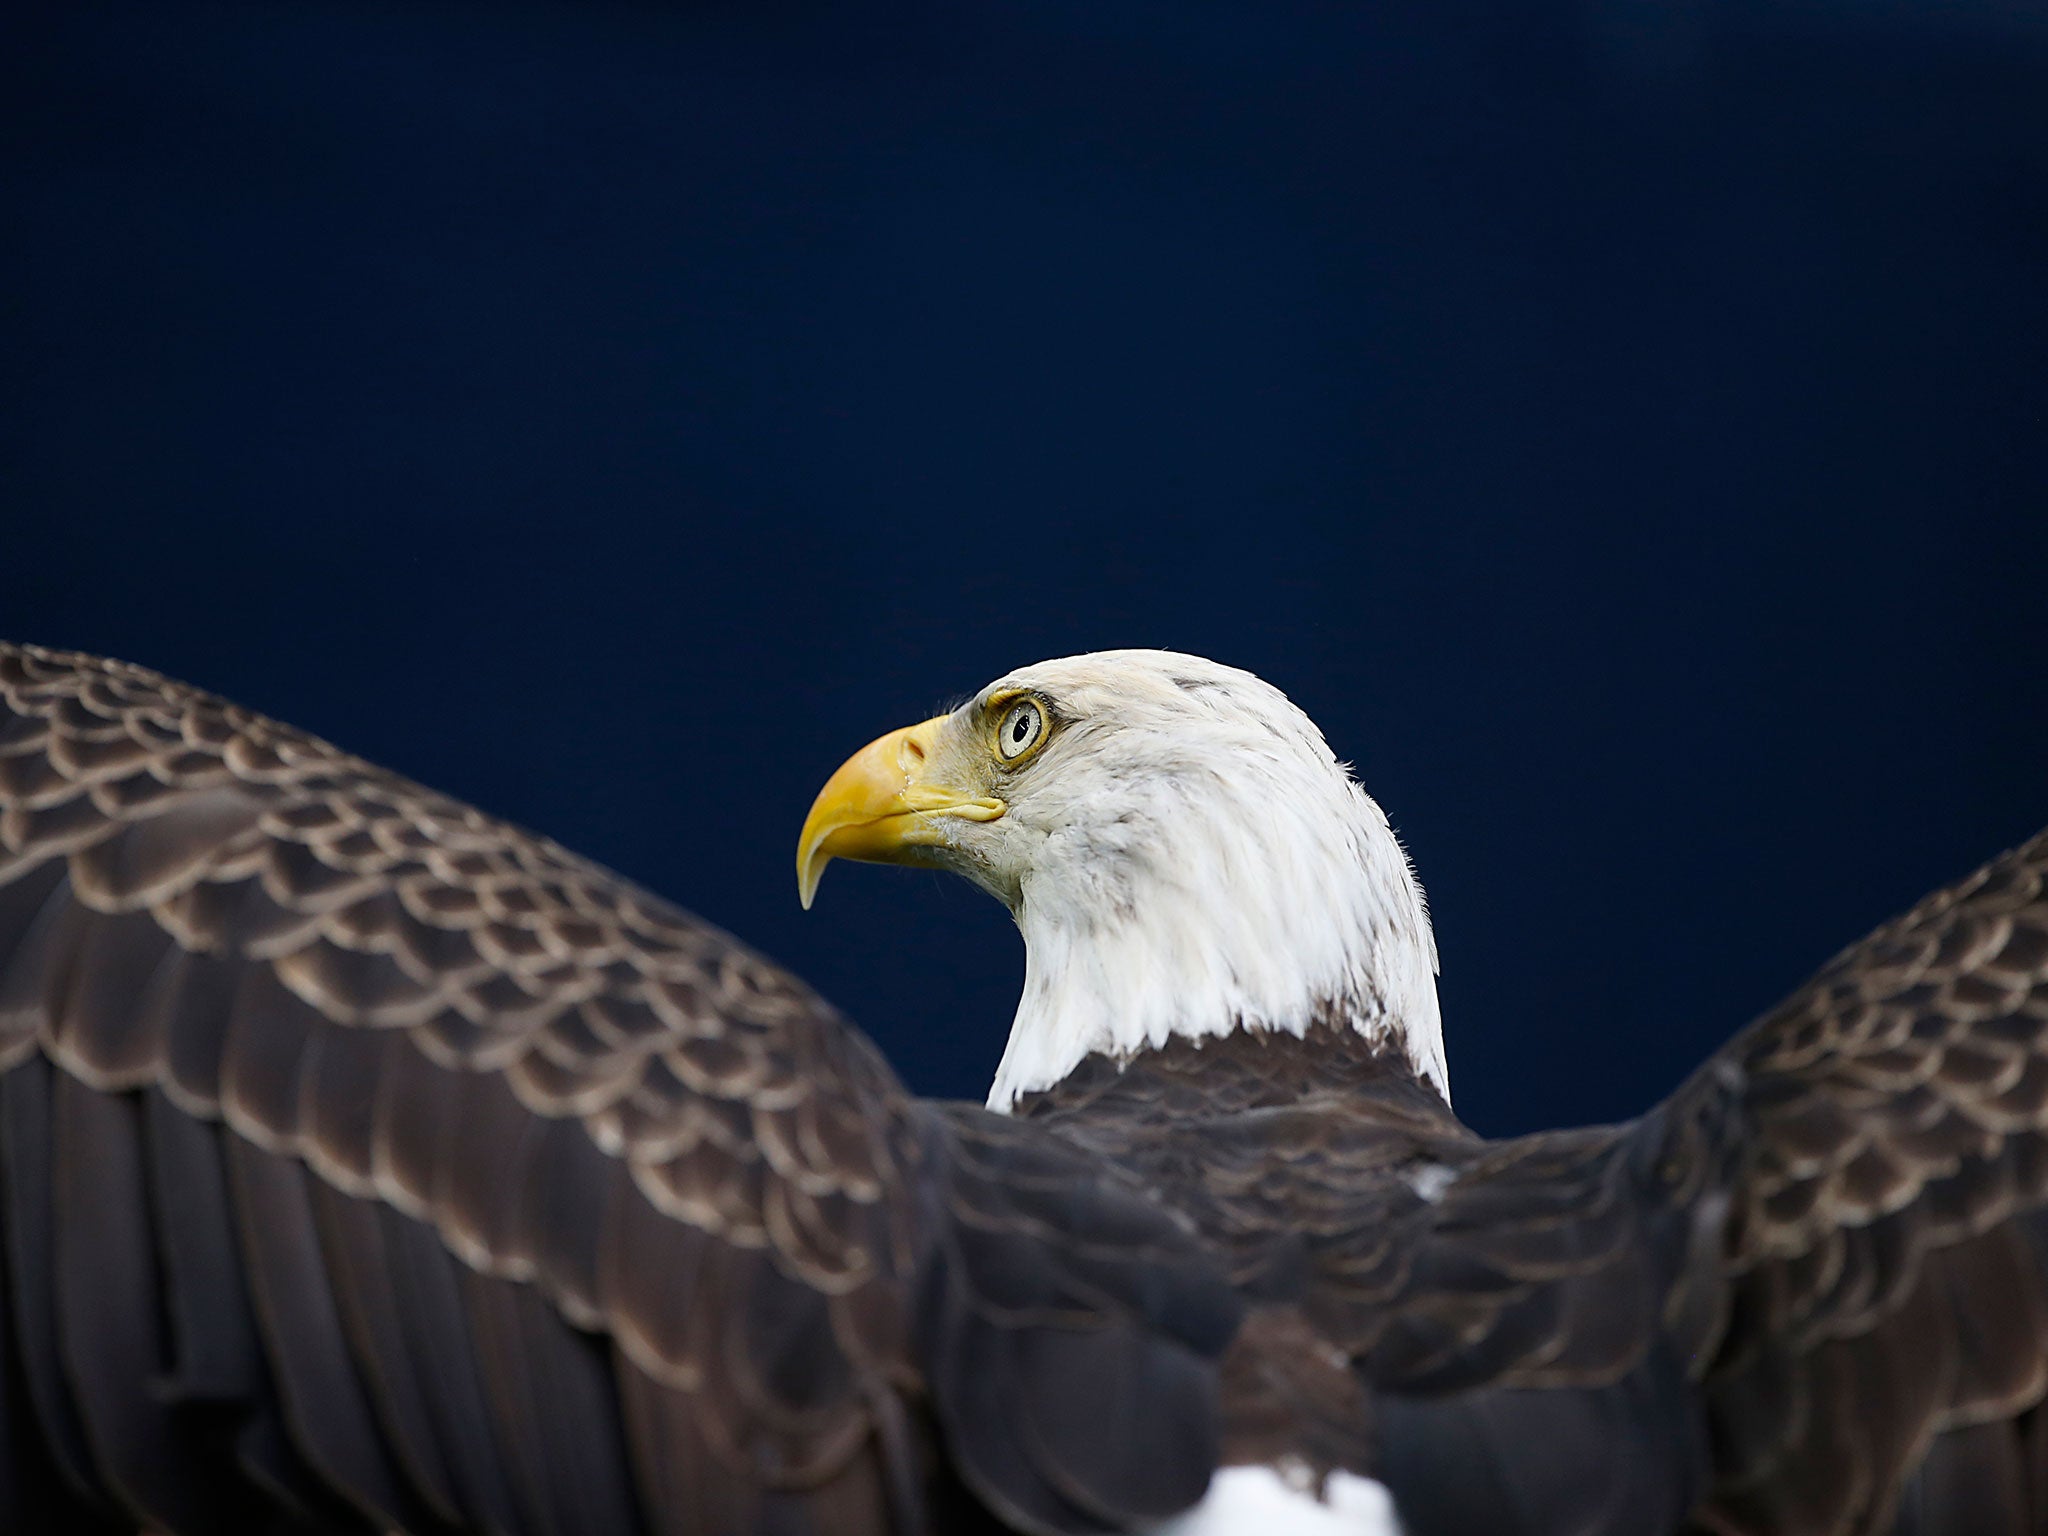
[310,1187,469,1526]
[228,1135,441,1532]
[142,1085,264,1403]
[0,1060,102,1508]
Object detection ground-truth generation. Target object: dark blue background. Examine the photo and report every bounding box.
[5,0,2045,1135]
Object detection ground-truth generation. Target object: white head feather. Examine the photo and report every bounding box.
[954,651,1446,1111]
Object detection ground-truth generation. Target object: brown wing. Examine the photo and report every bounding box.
[0,644,1242,1536]
[1657,824,2048,1536]
[1347,827,2048,1536]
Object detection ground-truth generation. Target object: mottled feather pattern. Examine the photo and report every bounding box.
[0,645,1241,1535]
[0,643,909,1299]
[1653,828,2048,1536]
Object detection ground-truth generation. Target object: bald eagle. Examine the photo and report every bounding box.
[0,641,2043,1536]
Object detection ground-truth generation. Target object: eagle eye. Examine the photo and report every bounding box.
[994,697,1047,763]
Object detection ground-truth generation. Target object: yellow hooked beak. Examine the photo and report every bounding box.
[796,715,1004,909]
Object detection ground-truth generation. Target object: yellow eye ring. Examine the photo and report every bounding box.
[992,696,1048,763]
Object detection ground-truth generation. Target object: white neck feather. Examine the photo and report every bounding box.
[983,671,1445,1111]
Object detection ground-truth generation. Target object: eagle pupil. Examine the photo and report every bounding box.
[1012,714,1029,743]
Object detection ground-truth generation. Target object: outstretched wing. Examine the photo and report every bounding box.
[1353,827,2048,1536]
[1660,824,2048,1536]
[0,645,1240,1536]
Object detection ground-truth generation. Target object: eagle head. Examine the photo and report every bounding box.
[798,650,1446,1111]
